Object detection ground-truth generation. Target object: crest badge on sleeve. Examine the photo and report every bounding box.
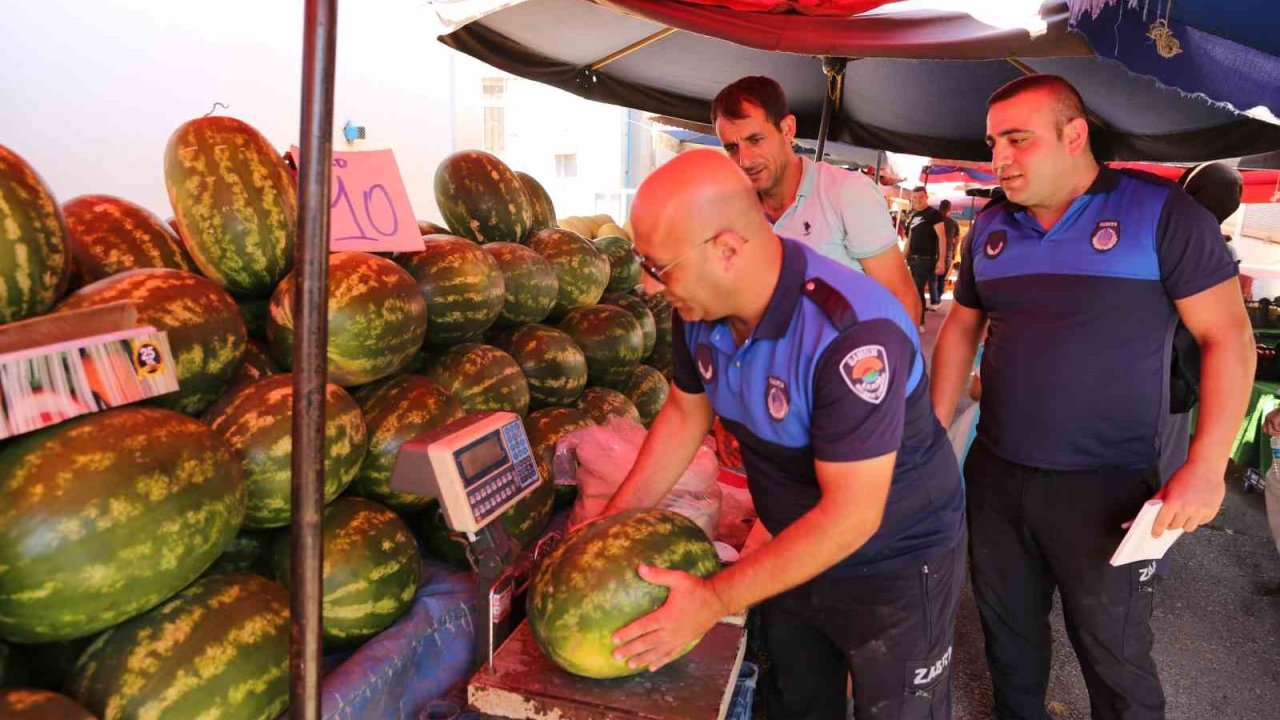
[1091,220,1120,252]
[766,377,790,421]
[840,345,890,404]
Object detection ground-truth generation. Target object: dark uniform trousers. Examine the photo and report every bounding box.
[761,537,966,720]
[964,440,1165,720]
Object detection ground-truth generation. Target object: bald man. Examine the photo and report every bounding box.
[602,149,966,720]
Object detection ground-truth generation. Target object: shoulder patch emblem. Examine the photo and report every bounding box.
[766,377,789,421]
[840,345,890,404]
[695,343,716,382]
[1091,220,1120,252]
[984,230,1007,258]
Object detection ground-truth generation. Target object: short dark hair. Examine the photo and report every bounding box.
[988,74,1087,136]
[711,76,789,129]
[939,199,952,211]
[911,186,927,194]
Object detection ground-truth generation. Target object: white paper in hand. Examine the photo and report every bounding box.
[1109,500,1184,566]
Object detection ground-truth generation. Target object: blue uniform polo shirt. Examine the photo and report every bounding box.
[672,238,965,573]
[954,167,1237,471]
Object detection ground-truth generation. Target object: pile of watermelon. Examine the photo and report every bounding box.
[0,123,676,714]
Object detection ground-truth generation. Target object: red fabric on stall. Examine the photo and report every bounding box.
[679,0,895,16]
[1109,162,1280,205]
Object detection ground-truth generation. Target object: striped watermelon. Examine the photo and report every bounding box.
[401,235,504,347]
[267,251,428,387]
[482,242,558,326]
[426,343,530,416]
[600,292,656,359]
[351,374,466,511]
[62,194,197,286]
[645,341,674,381]
[164,116,296,297]
[0,690,96,720]
[202,374,368,529]
[0,407,245,643]
[270,498,421,647]
[526,405,596,486]
[527,509,720,679]
[622,365,670,426]
[434,150,532,244]
[557,305,645,388]
[492,324,587,409]
[527,229,608,319]
[516,171,556,234]
[0,144,70,324]
[57,268,247,415]
[418,220,449,236]
[227,339,280,392]
[636,288,674,350]
[238,296,270,340]
[593,235,640,293]
[68,573,289,720]
[577,386,642,425]
[206,529,278,577]
[499,480,554,551]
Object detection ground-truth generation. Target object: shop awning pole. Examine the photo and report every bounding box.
[290,0,338,718]
[815,57,847,163]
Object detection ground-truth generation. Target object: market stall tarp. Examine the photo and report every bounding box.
[438,0,1280,162]
[1108,162,1280,204]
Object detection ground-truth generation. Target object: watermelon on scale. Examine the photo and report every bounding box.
[270,498,421,647]
[434,150,532,244]
[57,268,248,416]
[62,194,197,286]
[202,374,368,529]
[0,690,96,720]
[0,144,71,324]
[516,171,557,235]
[0,407,246,643]
[557,305,645,388]
[351,374,466,511]
[69,573,290,720]
[492,324,588,408]
[426,343,530,416]
[401,235,505,347]
[165,116,296,298]
[526,228,609,319]
[527,509,720,679]
[267,251,428,387]
[482,242,558,326]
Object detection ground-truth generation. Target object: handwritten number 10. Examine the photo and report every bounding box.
[331,175,399,242]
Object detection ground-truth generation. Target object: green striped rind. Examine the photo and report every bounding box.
[622,365,670,427]
[525,407,596,484]
[516,171,556,235]
[593,235,640,293]
[164,116,296,297]
[56,268,247,415]
[645,341,674,381]
[0,407,246,643]
[481,242,558,326]
[500,480,554,551]
[206,529,278,577]
[68,573,289,720]
[426,343,530,416]
[492,324,588,409]
[202,374,368,529]
[0,690,97,720]
[226,339,280,393]
[636,289,673,351]
[267,252,428,387]
[0,144,70,324]
[434,150,532,244]
[557,305,645,388]
[576,386,642,425]
[62,194,197,286]
[527,509,720,679]
[600,292,656,359]
[270,498,421,647]
[238,297,270,341]
[350,374,466,511]
[526,229,608,320]
[401,236,504,347]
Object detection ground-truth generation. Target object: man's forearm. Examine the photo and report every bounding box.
[603,398,713,514]
[930,314,983,427]
[1186,323,1256,469]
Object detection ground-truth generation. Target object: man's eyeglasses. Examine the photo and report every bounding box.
[634,234,718,282]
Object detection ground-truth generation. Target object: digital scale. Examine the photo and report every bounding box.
[390,411,747,720]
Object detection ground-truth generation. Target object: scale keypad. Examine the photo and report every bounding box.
[467,424,540,521]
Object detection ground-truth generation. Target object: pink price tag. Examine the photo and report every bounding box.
[290,146,425,253]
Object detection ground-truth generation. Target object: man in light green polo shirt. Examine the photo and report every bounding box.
[712,76,920,322]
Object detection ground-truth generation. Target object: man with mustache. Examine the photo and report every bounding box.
[931,74,1254,720]
[712,76,920,323]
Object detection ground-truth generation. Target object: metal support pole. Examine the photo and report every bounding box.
[290,1,337,718]
[874,149,884,186]
[815,57,847,164]
[589,28,677,72]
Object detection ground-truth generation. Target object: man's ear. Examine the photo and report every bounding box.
[1064,116,1089,156]
[780,114,797,143]
[712,230,749,267]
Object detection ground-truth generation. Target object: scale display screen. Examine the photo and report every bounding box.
[457,434,506,486]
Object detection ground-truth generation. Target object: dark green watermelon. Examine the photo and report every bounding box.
[621,365,670,426]
[400,235,505,347]
[426,343,530,416]
[0,143,71,324]
[434,150,532,244]
[237,296,270,341]
[205,529,278,577]
[636,288,673,350]
[516,171,556,234]
[492,324,588,408]
[527,229,608,319]
[482,242,558,326]
[576,386,642,426]
[525,406,596,487]
[593,235,640,293]
[601,292,656,359]
[557,305,645,388]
